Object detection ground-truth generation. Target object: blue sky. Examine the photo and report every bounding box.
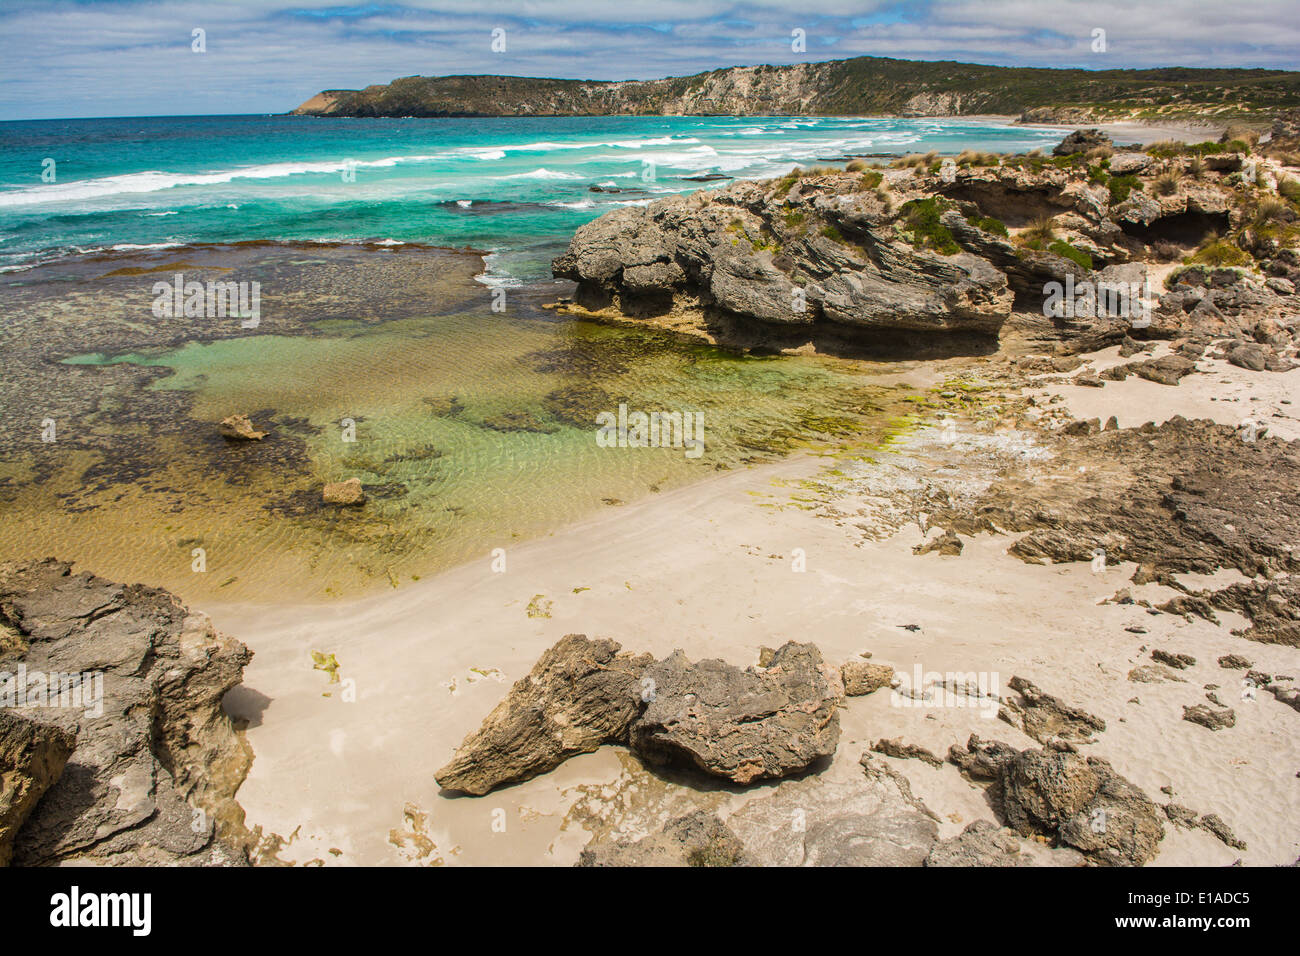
[1,0,1296,120]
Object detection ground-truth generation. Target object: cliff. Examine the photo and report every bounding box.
[292,57,1300,120]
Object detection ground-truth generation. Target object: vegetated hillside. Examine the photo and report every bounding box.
[292,56,1300,121]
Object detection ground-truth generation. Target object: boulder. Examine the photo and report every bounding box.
[630,641,840,784]
[322,477,365,506]
[1131,354,1196,386]
[841,660,894,696]
[1054,129,1112,157]
[0,558,252,866]
[435,634,653,795]
[217,413,266,441]
[1108,151,1154,175]
[999,748,1164,866]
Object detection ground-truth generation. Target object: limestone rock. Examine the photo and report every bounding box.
[999,675,1106,745]
[841,660,894,696]
[913,529,963,556]
[322,477,365,506]
[0,712,76,866]
[926,820,1027,867]
[1053,129,1112,156]
[630,641,840,784]
[0,558,253,866]
[576,810,744,867]
[1182,703,1236,730]
[724,765,938,866]
[435,634,653,795]
[218,413,266,441]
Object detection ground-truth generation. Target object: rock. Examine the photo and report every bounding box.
[217,413,266,441]
[913,529,963,555]
[1100,364,1130,381]
[0,558,253,866]
[1132,354,1196,386]
[630,641,841,784]
[873,737,943,768]
[1227,343,1269,371]
[926,820,1026,867]
[1266,682,1300,713]
[1151,649,1196,669]
[435,634,653,795]
[1000,748,1164,866]
[1053,129,1112,156]
[1182,703,1236,730]
[947,733,1020,781]
[1108,151,1153,175]
[723,760,938,866]
[1127,664,1186,684]
[1063,417,1101,436]
[1076,372,1104,387]
[322,477,365,506]
[841,660,895,696]
[1199,813,1247,850]
[999,676,1106,745]
[0,712,77,866]
[1217,653,1253,669]
[1266,276,1294,295]
[576,810,744,867]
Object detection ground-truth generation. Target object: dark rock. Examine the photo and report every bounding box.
[1053,129,1112,157]
[631,641,841,784]
[1217,654,1253,670]
[1151,649,1196,669]
[873,737,944,768]
[435,634,654,795]
[1228,343,1269,371]
[1182,703,1236,730]
[913,529,963,555]
[1132,354,1196,386]
[1000,748,1164,866]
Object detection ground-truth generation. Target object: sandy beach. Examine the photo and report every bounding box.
[208,340,1300,866]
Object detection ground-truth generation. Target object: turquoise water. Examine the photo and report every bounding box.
[0,114,1067,280]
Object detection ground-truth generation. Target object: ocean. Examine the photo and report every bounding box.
[0,113,1067,280]
[0,113,1064,602]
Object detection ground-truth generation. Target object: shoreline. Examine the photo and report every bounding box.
[207,338,1300,866]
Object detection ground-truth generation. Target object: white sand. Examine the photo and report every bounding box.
[208,343,1300,866]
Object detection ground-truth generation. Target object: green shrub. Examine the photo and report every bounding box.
[1188,239,1251,267]
[899,197,960,255]
[1108,174,1143,204]
[965,212,1009,237]
[1048,239,1093,270]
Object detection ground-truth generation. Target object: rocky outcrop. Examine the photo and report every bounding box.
[439,637,842,793]
[553,177,1013,346]
[631,641,841,784]
[926,820,1028,867]
[0,558,253,866]
[998,676,1106,745]
[1054,129,1112,156]
[948,735,1164,866]
[435,634,653,795]
[0,712,76,866]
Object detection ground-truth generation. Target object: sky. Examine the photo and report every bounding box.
[1,0,1297,120]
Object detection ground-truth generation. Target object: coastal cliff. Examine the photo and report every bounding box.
[291,57,1300,120]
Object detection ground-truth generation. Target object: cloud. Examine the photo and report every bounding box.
[0,0,1296,119]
